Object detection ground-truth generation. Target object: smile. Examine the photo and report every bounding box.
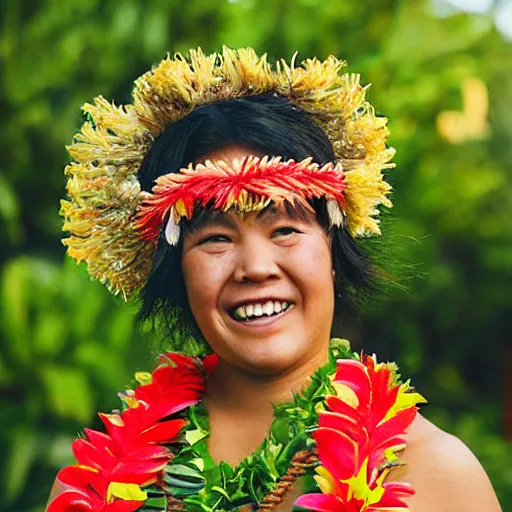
[230,300,293,322]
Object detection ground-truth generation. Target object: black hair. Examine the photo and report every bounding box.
[137,93,385,352]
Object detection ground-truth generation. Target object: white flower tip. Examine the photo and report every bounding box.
[164,209,181,246]
[327,200,345,228]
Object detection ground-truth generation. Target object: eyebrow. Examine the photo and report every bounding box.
[184,202,311,233]
[255,204,287,224]
[185,210,237,233]
[259,202,314,222]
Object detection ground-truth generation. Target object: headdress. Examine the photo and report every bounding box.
[137,156,348,246]
[61,47,395,300]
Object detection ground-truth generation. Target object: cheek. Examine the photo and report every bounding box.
[292,237,334,307]
[181,251,231,318]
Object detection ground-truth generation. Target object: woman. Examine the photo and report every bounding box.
[48,48,501,511]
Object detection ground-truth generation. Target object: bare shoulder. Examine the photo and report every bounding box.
[387,414,502,511]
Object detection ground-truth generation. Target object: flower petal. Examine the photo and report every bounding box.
[46,489,99,512]
[314,427,359,481]
[295,493,347,512]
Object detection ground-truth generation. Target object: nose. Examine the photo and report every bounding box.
[233,235,279,283]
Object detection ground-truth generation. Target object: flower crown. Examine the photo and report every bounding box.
[61,47,395,300]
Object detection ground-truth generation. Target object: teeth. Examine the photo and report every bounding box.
[233,301,291,320]
[263,301,273,315]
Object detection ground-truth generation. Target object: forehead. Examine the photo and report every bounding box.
[184,202,315,232]
[198,143,261,164]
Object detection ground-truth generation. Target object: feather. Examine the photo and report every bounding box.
[327,199,345,228]
[138,156,347,242]
[164,208,181,246]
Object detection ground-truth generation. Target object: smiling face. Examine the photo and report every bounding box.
[180,146,335,376]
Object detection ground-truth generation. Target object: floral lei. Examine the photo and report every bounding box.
[47,339,426,512]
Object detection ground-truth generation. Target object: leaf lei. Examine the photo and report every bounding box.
[47,339,426,512]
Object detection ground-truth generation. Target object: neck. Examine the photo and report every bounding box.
[203,342,331,466]
[204,347,330,418]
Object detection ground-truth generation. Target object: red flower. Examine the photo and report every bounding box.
[47,466,144,512]
[295,355,425,511]
[47,353,213,512]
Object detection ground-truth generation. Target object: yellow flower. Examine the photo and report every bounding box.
[342,458,385,506]
[107,482,147,503]
[383,384,427,422]
[135,371,153,386]
[314,466,337,495]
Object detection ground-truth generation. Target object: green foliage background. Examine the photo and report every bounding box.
[1,0,511,510]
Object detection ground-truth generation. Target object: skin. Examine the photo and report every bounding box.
[181,144,502,511]
[386,415,502,511]
[182,203,333,377]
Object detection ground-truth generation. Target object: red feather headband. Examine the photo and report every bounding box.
[137,156,347,245]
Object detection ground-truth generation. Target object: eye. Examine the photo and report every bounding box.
[198,234,231,245]
[273,226,300,237]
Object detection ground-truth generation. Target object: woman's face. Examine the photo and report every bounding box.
[181,145,335,376]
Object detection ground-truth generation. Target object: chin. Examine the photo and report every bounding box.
[235,338,312,376]
[202,311,330,376]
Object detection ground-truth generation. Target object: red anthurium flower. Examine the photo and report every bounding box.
[134,353,206,410]
[47,488,144,512]
[202,353,220,374]
[47,466,145,512]
[295,493,352,512]
[296,355,426,511]
[47,353,211,512]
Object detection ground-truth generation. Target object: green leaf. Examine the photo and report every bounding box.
[107,305,137,350]
[219,460,234,480]
[143,495,168,509]
[74,341,128,391]
[270,417,292,445]
[0,258,30,362]
[163,481,204,497]
[185,428,208,446]
[276,431,309,474]
[164,463,206,482]
[210,485,231,500]
[41,364,93,423]
[0,173,20,244]
[3,426,38,504]
[33,310,67,356]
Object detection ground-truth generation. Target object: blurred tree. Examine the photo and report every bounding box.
[0,0,510,510]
